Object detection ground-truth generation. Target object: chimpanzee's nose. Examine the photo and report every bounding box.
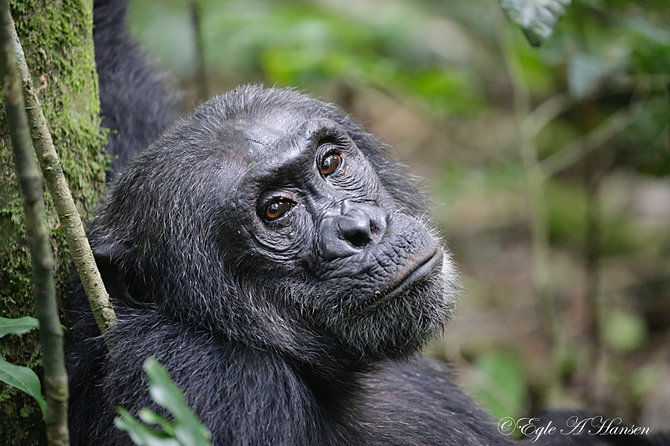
[337,200,385,248]
[318,200,387,260]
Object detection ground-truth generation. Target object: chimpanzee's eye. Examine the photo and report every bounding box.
[318,152,342,176]
[263,198,294,221]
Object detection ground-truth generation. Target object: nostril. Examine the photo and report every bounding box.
[346,230,371,248]
[335,201,387,250]
[370,220,380,235]
[338,216,373,248]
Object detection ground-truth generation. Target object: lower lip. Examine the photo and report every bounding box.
[363,249,442,309]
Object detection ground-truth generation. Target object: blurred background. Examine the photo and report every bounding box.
[127,0,670,429]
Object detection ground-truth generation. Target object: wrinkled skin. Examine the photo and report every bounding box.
[212,100,453,362]
[87,86,455,372]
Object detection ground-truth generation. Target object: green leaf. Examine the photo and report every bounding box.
[115,408,179,446]
[0,356,46,419]
[115,358,212,446]
[567,54,607,99]
[0,316,39,338]
[139,408,176,437]
[144,358,211,445]
[471,351,528,420]
[499,0,571,47]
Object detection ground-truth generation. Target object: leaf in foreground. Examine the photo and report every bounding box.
[0,356,46,418]
[0,316,38,338]
[499,0,571,47]
[115,357,212,446]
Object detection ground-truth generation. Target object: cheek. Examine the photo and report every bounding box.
[361,172,396,208]
[249,212,315,266]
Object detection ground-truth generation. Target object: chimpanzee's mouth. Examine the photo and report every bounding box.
[361,248,442,310]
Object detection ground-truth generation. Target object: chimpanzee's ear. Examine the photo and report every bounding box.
[92,243,133,305]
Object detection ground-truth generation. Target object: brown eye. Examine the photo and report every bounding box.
[319,152,342,176]
[264,199,293,221]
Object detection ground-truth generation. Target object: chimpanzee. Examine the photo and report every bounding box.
[65,1,666,445]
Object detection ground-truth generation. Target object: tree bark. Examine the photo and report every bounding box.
[0,1,106,444]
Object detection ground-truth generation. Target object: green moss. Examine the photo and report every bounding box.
[0,1,107,443]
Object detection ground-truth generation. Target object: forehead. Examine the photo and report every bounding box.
[213,106,314,166]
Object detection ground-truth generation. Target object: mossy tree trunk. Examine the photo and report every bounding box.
[0,1,106,444]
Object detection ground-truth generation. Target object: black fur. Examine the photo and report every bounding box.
[66,2,665,445]
[93,0,179,179]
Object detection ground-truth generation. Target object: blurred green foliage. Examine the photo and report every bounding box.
[471,350,528,420]
[128,0,670,428]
